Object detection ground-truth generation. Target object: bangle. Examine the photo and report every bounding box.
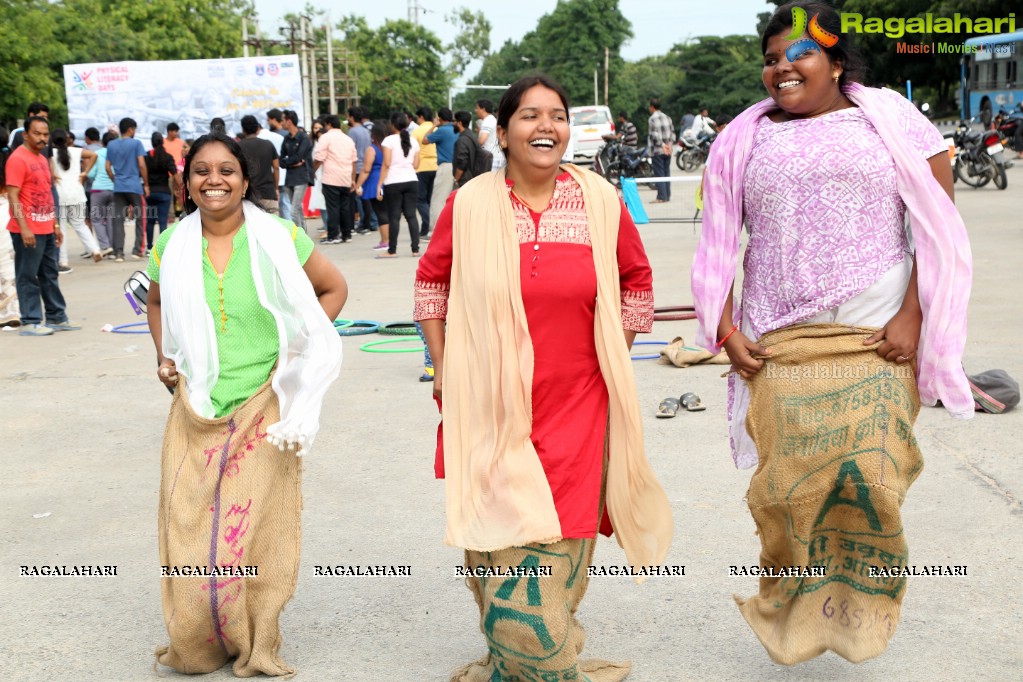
[716,324,739,348]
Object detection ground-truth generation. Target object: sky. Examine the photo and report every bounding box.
[249,0,776,84]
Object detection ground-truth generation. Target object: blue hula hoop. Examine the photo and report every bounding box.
[111,322,150,334]
[631,340,668,361]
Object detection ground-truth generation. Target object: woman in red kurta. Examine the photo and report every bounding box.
[415,174,654,537]
[414,75,669,682]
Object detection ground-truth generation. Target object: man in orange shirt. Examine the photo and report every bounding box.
[163,123,186,164]
[312,114,357,244]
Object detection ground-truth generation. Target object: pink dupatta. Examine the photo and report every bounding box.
[692,84,973,438]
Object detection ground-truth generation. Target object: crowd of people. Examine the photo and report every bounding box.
[2,1,977,675]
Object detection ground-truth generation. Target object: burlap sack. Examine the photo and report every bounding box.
[737,324,924,664]
[453,538,630,682]
[156,376,302,676]
[658,336,731,368]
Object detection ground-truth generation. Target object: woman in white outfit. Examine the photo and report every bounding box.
[51,129,103,266]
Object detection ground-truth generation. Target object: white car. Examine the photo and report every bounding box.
[569,105,614,160]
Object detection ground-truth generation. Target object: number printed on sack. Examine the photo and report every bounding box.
[821,595,893,636]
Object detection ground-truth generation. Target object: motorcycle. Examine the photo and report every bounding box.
[948,119,1008,190]
[995,103,1023,155]
[674,129,716,172]
[593,134,654,188]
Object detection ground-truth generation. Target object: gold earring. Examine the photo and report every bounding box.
[833,74,840,82]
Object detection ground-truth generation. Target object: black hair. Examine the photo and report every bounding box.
[453,110,472,129]
[476,99,494,114]
[389,112,412,156]
[240,114,259,135]
[151,132,173,169]
[118,117,137,135]
[182,132,258,214]
[324,114,342,129]
[370,122,387,146]
[717,114,733,126]
[101,131,117,146]
[496,73,570,131]
[437,107,453,122]
[347,105,363,120]
[761,1,866,86]
[0,126,8,187]
[85,127,100,142]
[415,106,434,121]
[649,98,662,110]
[52,129,71,170]
[617,110,629,119]
[267,108,283,122]
[284,110,299,126]
[209,117,226,134]
[166,122,180,133]
[26,102,48,117]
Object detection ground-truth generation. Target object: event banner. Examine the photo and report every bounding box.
[63,55,304,144]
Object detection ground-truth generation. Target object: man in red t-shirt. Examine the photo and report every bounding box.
[6,116,80,336]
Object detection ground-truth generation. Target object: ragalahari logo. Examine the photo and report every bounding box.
[71,70,95,91]
[783,7,838,63]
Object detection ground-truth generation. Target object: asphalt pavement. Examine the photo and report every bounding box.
[1,163,1021,681]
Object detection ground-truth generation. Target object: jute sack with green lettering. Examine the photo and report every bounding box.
[452,537,631,682]
[156,376,303,677]
[737,324,924,665]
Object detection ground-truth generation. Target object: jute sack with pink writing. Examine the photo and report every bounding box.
[156,376,302,677]
[453,537,631,682]
[738,324,924,665]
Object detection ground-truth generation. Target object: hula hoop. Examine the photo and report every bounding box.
[378,321,419,336]
[653,305,697,322]
[333,319,355,329]
[111,322,150,334]
[631,339,668,361]
[359,336,426,353]
[336,320,380,336]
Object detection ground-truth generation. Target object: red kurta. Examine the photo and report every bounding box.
[414,172,653,539]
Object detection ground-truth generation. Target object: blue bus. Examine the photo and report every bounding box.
[960,31,1023,120]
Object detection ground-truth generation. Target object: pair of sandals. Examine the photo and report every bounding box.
[656,392,705,418]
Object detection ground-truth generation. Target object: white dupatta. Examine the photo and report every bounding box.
[160,201,342,455]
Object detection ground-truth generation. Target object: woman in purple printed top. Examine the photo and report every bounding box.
[694,0,972,468]
[692,0,972,666]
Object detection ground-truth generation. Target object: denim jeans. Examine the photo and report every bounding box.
[282,184,308,230]
[11,232,68,326]
[652,153,671,200]
[279,186,291,221]
[416,170,436,234]
[145,192,173,247]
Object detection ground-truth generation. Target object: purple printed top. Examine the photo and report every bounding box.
[740,99,948,339]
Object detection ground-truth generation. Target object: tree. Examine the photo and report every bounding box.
[464,0,633,109]
[1,0,251,127]
[444,7,491,79]
[337,16,450,118]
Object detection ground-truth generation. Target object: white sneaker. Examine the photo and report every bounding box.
[19,324,54,336]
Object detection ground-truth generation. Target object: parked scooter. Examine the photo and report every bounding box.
[947,118,1008,190]
[593,134,654,187]
[674,129,716,172]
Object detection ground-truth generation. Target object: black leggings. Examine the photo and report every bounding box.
[384,181,419,254]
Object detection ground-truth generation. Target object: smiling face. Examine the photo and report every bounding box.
[186,141,248,219]
[762,32,843,119]
[497,85,570,174]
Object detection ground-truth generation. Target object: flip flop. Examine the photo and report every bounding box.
[680,392,706,412]
[656,397,681,418]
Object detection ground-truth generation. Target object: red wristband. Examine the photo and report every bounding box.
[716,324,739,348]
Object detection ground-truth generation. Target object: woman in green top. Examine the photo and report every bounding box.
[147,134,347,405]
[146,133,347,676]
